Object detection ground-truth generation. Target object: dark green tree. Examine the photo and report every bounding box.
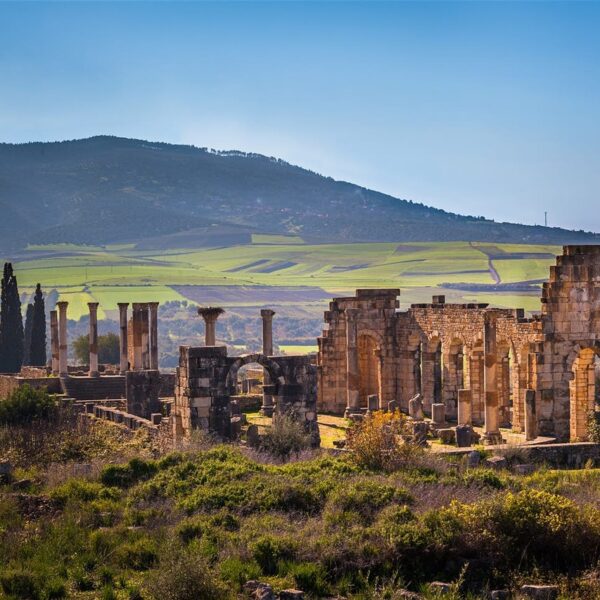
[0,263,24,373]
[23,304,34,366]
[73,332,119,365]
[29,284,46,367]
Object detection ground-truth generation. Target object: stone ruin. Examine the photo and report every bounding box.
[317,245,600,443]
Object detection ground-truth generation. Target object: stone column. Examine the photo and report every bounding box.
[524,389,537,441]
[483,313,501,444]
[344,308,360,417]
[140,304,150,370]
[260,309,276,417]
[50,310,59,375]
[57,301,68,377]
[457,389,472,426]
[131,303,144,370]
[87,302,99,377]
[118,303,129,374]
[148,302,159,370]
[198,307,224,346]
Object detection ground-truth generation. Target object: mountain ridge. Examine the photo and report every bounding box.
[0,135,597,250]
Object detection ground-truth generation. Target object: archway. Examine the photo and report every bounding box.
[358,333,381,408]
[569,347,600,441]
[225,353,284,392]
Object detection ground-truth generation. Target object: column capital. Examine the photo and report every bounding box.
[148,301,160,310]
[260,309,276,320]
[56,301,68,309]
[87,302,99,310]
[198,306,224,322]
[117,302,129,309]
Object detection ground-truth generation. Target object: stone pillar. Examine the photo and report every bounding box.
[198,307,224,346]
[148,302,159,370]
[524,389,537,441]
[140,304,150,370]
[131,303,144,370]
[457,389,472,426]
[431,402,446,426]
[260,309,276,417]
[57,301,68,377]
[87,302,99,377]
[50,310,59,375]
[483,313,501,444]
[118,303,129,374]
[344,308,360,417]
[420,350,436,415]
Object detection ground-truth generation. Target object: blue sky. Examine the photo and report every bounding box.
[1,1,600,232]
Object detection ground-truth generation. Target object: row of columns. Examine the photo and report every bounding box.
[50,301,160,377]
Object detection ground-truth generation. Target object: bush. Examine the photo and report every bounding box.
[116,538,158,571]
[250,535,295,576]
[260,413,312,459]
[219,557,261,591]
[145,546,228,600]
[290,562,329,596]
[0,385,57,426]
[101,458,158,488]
[0,569,40,599]
[346,410,420,472]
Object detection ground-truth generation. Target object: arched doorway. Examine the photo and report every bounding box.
[358,334,381,408]
[570,347,600,441]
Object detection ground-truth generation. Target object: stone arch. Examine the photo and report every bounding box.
[568,345,600,441]
[357,332,381,407]
[226,353,285,392]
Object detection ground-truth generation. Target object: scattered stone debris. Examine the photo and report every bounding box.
[485,455,508,470]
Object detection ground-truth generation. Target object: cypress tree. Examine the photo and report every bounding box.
[23,304,33,366]
[29,283,46,367]
[0,263,24,373]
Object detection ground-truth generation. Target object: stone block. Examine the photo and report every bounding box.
[455,425,472,447]
[367,394,379,411]
[513,463,535,475]
[520,585,559,600]
[438,428,455,445]
[246,424,260,447]
[408,395,424,420]
[485,456,508,470]
[466,451,481,468]
[150,413,162,425]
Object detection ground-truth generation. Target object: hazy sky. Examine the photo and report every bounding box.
[1,1,600,231]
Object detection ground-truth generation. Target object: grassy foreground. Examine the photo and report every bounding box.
[3,436,600,599]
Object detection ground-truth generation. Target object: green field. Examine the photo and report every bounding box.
[12,239,560,319]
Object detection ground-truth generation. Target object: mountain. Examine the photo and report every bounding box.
[0,135,597,250]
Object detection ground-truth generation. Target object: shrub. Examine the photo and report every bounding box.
[290,562,330,596]
[116,538,158,571]
[346,410,420,472]
[250,535,295,575]
[145,546,228,600]
[101,458,158,488]
[219,557,261,591]
[0,385,57,426]
[0,569,40,599]
[260,413,312,459]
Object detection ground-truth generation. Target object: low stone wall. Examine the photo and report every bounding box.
[88,403,160,432]
[443,442,600,468]
[0,375,62,399]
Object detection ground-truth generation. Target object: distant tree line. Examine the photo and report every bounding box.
[0,263,47,373]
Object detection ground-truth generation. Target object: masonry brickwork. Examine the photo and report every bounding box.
[318,246,600,442]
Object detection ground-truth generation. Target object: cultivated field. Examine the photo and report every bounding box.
[12,236,560,320]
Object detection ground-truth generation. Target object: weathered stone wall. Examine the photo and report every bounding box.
[173,346,319,442]
[0,375,62,399]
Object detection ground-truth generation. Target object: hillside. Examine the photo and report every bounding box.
[0,135,597,250]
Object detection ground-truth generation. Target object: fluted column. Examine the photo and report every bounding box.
[118,303,129,374]
[57,301,68,377]
[344,308,360,417]
[198,307,224,346]
[149,302,159,370]
[88,302,99,377]
[260,309,276,417]
[50,310,59,375]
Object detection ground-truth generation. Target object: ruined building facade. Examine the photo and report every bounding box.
[317,246,600,442]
